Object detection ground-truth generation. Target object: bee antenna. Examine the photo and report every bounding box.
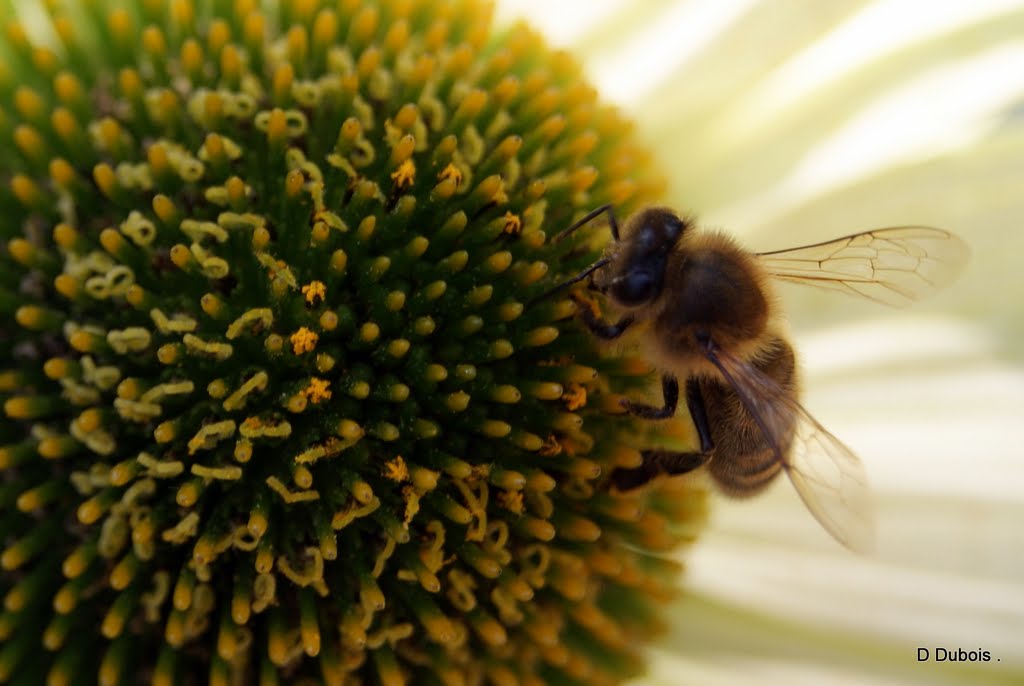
[528,257,611,306]
[552,204,620,243]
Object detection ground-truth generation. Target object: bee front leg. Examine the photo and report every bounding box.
[572,292,635,340]
[621,374,678,419]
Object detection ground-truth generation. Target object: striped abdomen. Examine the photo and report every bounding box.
[701,335,797,497]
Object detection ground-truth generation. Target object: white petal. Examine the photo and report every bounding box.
[584,0,760,106]
[722,0,1024,139]
[493,0,629,45]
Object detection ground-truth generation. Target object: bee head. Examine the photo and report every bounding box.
[603,208,688,307]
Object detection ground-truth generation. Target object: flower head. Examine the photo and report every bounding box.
[0,1,704,683]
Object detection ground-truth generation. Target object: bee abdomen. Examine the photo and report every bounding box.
[699,335,797,498]
[708,448,782,497]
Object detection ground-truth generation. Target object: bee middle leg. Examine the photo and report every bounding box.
[610,380,716,490]
[621,374,678,419]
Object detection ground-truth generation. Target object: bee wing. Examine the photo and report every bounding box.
[784,399,875,553]
[702,339,875,552]
[757,227,968,307]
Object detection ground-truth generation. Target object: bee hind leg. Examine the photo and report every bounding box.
[610,449,710,491]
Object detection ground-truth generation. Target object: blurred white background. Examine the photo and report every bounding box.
[496,1,1024,684]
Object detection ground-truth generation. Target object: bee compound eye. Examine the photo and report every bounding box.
[666,217,684,241]
[636,226,657,251]
[614,270,657,305]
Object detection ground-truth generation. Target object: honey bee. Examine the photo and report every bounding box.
[541,205,968,552]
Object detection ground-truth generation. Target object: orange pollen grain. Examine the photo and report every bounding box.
[390,159,416,188]
[384,456,409,482]
[502,212,521,236]
[497,490,524,513]
[301,281,326,304]
[241,416,263,432]
[558,436,580,457]
[290,327,318,355]
[438,163,462,186]
[303,378,332,404]
[562,383,587,411]
[538,435,562,457]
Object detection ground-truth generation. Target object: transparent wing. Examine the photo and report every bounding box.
[757,227,969,307]
[785,403,875,553]
[703,340,875,553]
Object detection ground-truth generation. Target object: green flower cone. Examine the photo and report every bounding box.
[0,1,706,684]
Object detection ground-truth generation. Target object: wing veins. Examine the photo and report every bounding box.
[757,226,968,307]
[699,337,875,552]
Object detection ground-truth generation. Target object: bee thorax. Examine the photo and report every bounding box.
[651,236,771,364]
